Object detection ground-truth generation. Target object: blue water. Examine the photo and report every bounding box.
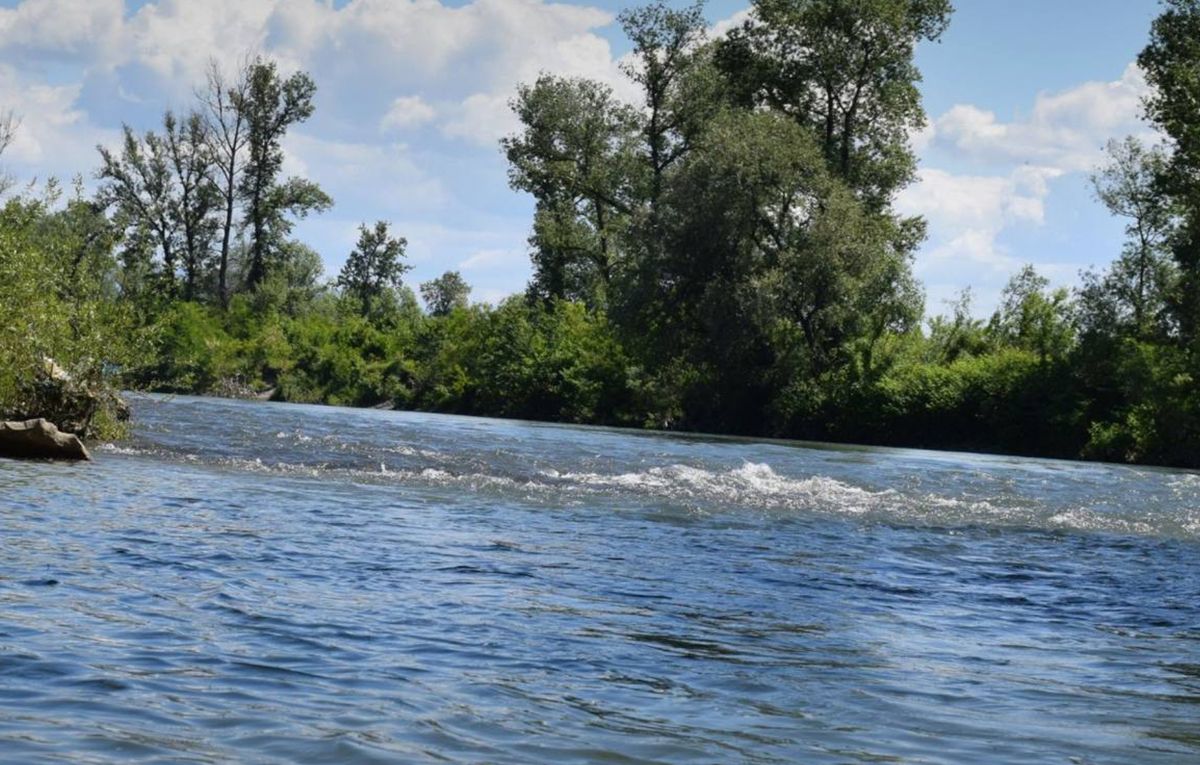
[1,394,1198,763]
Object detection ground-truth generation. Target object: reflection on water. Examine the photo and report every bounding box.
[0,393,1197,763]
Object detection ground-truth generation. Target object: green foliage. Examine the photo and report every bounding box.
[1077,340,1200,466]
[145,302,239,393]
[717,0,953,205]
[0,188,138,436]
[406,298,634,424]
[12,3,1200,469]
[1138,0,1200,347]
[240,58,332,288]
[986,265,1074,363]
[503,75,640,305]
[863,349,1081,455]
[337,221,410,317]
[420,271,471,316]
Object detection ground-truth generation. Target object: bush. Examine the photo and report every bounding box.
[0,193,135,436]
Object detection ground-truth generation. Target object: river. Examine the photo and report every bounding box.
[1,393,1198,763]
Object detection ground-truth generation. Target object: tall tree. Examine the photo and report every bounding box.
[163,111,219,301]
[421,271,471,316]
[1084,137,1178,340]
[717,0,952,207]
[338,221,410,316]
[1138,0,1200,346]
[658,109,921,427]
[503,76,640,304]
[199,58,252,306]
[704,0,944,382]
[618,1,709,214]
[238,58,331,289]
[97,126,180,294]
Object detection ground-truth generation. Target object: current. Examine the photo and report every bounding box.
[1,393,1197,763]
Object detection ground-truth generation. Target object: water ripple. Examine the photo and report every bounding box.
[0,394,1197,763]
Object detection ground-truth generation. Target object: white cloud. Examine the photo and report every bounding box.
[282,132,448,213]
[924,63,1151,173]
[381,96,436,131]
[709,8,751,39]
[0,64,115,183]
[0,0,628,138]
[0,0,124,60]
[910,62,1155,314]
[442,92,517,146]
[899,165,1063,275]
[170,0,620,144]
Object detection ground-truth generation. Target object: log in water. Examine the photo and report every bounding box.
[1,393,1197,763]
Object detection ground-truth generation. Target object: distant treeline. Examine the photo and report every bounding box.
[4,0,1200,467]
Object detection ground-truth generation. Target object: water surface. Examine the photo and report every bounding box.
[1,394,1198,763]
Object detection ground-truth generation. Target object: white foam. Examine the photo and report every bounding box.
[127,447,1199,540]
[97,443,145,456]
[543,461,892,514]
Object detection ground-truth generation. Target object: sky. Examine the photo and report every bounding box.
[0,0,1163,314]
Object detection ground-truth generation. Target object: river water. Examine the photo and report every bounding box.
[1,394,1198,763]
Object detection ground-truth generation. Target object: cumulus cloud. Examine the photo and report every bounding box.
[381,96,436,132]
[0,0,125,61]
[118,0,622,145]
[899,165,1063,273]
[909,63,1154,312]
[282,132,448,214]
[0,0,627,143]
[923,63,1151,173]
[0,64,118,183]
[0,0,633,291]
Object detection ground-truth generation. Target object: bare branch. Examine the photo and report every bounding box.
[0,109,21,196]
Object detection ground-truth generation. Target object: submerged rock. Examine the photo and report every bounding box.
[0,419,91,461]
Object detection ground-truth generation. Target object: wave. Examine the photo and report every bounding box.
[94,441,1200,540]
[541,462,891,513]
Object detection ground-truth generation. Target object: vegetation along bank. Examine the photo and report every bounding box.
[4,1,1200,467]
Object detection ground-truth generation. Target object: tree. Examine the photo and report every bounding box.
[1084,137,1178,340]
[717,0,952,207]
[988,265,1074,363]
[200,58,252,306]
[0,110,18,196]
[925,288,988,364]
[421,271,471,316]
[97,125,180,294]
[503,75,640,304]
[653,110,922,429]
[163,111,219,300]
[1138,0,1200,346]
[238,58,331,288]
[618,1,709,214]
[338,221,410,316]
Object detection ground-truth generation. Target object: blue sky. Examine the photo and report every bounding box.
[0,0,1161,314]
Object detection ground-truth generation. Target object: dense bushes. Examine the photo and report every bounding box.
[9,1,1200,469]
[129,294,642,427]
[7,177,1200,466]
[847,350,1082,456]
[0,191,137,438]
